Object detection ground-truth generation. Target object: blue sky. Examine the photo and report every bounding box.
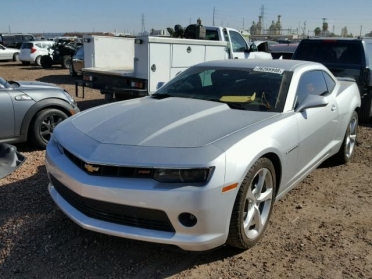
[2,0,371,36]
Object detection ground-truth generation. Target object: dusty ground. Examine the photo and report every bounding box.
[0,61,371,279]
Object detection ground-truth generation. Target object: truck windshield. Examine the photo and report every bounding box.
[154,66,292,112]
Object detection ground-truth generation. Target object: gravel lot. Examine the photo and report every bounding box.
[1,61,372,279]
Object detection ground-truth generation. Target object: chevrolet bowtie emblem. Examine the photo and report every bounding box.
[84,164,100,173]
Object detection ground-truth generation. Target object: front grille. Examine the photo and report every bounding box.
[50,175,175,233]
[64,148,153,178]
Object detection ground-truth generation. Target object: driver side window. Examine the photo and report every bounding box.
[294,70,328,109]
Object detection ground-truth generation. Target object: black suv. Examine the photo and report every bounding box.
[292,37,372,122]
[0,33,35,49]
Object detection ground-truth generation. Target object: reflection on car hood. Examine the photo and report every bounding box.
[70,97,277,148]
[17,81,60,89]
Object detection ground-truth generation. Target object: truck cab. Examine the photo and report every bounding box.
[204,26,271,59]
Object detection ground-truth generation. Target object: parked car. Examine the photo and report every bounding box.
[0,33,35,49]
[270,42,299,59]
[46,59,360,251]
[0,77,80,149]
[0,44,20,61]
[41,38,82,69]
[69,45,84,76]
[19,40,55,66]
[292,37,372,122]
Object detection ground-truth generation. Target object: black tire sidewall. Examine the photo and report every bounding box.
[30,109,68,149]
[228,157,276,249]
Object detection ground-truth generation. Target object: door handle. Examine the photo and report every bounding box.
[331,105,337,111]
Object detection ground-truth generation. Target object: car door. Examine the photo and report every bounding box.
[0,45,9,60]
[224,29,249,59]
[294,70,339,176]
[0,88,15,138]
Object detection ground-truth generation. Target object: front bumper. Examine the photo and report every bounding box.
[46,139,238,251]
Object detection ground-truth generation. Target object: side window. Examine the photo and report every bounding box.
[23,35,34,41]
[365,42,372,68]
[322,72,336,93]
[35,43,42,48]
[14,35,22,42]
[295,71,328,108]
[229,30,248,52]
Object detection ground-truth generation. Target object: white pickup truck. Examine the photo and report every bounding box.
[78,24,271,100]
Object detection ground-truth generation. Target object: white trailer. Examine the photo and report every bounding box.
[78,25,271,100]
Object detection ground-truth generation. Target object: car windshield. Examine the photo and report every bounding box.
[153,66,292,112]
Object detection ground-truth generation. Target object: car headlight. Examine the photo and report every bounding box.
[153,167,213,183]
[52,135,64,154]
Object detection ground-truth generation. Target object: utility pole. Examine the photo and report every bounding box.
[141,14,146,35]
[260,5,265,34]
[213,7,215,26]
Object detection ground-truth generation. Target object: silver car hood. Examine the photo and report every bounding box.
[71,97,278,148]
[17,81,60,89]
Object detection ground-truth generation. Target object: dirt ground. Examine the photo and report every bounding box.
[0,61,371,279]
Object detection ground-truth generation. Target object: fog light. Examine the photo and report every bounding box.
[178,213,197,227]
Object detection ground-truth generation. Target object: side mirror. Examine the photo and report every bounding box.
[156,82,165,90]
[295,94,329,112]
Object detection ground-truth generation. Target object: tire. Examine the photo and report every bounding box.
[21,61,31,65]
[13,52,19,61]
[29,109,68,149]
[359,91,372,122]
[61,55,71,69]
[333,111,358,164]
[69,62,77,77]
[40,55,53,68]
[227,157,276,250]
[35,55,42,66]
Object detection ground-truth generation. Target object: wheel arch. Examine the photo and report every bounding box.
[20,98,75,136]
[261,152,282,197]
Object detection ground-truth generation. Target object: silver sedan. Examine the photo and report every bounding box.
[46,59,361,251]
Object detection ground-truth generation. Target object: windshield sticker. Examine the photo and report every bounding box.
[253,66,284,74]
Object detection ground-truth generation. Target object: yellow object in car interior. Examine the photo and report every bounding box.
[220,93,256,103]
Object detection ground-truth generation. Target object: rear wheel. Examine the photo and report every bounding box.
[333,111,358,164]
[13,52,19,61]
[69,62,77,77]
[35,55,42,66]
[29,109,68,149]
[61,55,71,69]
[227,158,276,250]
[359,91,372,122]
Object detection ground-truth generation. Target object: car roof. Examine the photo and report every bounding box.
[304,37,372,41]
[193,59,320,72]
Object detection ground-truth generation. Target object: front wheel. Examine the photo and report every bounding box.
[40,55,53,68]
[29,109,68,149]
[227,157,276,250]
[333,111,358,164]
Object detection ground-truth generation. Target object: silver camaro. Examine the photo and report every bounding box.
[46,59,361,251]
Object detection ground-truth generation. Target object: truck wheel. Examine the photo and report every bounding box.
[359,91,372,122]
[29,109,68,149]
[61,55,71,69]
[227,158,276,250]
[40,55,53,68]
